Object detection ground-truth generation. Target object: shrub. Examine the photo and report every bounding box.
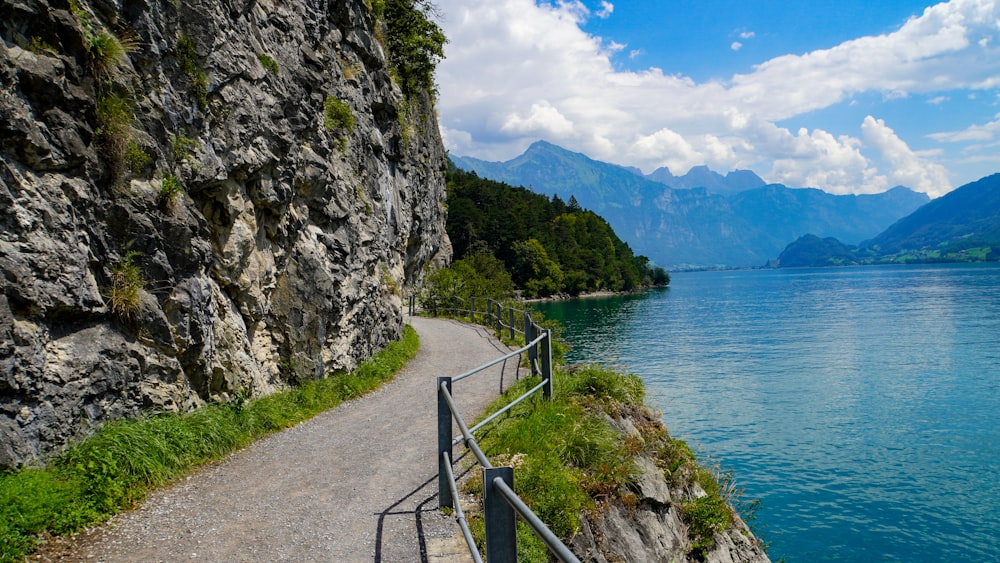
[323,96,355,132]
[257,53,279,75]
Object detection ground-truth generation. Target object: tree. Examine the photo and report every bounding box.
[512,239,564,297]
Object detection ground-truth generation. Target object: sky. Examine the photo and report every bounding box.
[432,0,1000,197]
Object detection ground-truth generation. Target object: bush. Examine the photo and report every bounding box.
[323,96,355,132]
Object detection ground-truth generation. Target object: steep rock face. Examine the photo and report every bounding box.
[0,0,449,467]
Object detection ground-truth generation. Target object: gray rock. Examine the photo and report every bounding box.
[0,0,449,467]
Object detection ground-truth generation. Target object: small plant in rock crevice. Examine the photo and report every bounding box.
[124,141,152,177]
[107,250,144,320]
[95,89,135,185]
[257,53,279,75]
[324,96,355,133]
[176,34,208,110]
[158,174,184,213]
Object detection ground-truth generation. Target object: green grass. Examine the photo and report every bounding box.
[257,53,279,75]
[158,174,184,212]
[0,326,419,562]
[95,90,134,183]
[459,362,743,559]
[324,96,355,133]
[463,365,643,558]
[107,250,144,320]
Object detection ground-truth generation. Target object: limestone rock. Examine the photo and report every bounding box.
[0,0,449,467]
[569,407,771,563]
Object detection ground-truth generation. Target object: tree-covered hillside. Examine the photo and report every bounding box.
[446,166,668,297]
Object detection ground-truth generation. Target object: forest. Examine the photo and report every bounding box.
[444,166,669,297]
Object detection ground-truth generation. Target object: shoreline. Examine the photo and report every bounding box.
[520,285,666,304]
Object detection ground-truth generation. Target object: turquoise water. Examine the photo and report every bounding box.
[533,265,1000,562]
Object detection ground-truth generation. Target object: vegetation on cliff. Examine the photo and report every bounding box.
[0,328,419,562]
[459,365,759,560]
[445,166,669,297]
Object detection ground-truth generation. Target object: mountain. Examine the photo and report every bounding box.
[452,142,929,269]
[644,165,766,196]
[777,173,1000,266]
[862,173,1000,255]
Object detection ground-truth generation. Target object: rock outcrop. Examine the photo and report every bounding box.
[0,0,449,468]
[570,406,771,563]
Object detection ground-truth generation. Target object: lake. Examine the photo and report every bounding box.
[532,264,1000,562]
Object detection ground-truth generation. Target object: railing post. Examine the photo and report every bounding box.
[484,467,517,563]
[438,377,454,509]
[470,297,476,323]
[541,329,553,399]
[524,313,537,374]
[408,293,415,316]
[509,307,515,341]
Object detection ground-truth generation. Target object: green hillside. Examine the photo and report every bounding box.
[445,166,668,297]
[777,173,1000,266]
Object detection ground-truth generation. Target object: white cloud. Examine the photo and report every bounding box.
[731,41,743,51]
[596,1,614,18]
[435,0,1000,195]
[862,116,953,196]
[500,101,576,136]
[929,113,1000,142]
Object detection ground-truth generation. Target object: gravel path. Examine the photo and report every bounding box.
[54,317,523,562]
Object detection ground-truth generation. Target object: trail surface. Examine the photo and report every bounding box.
[52,317,521,562]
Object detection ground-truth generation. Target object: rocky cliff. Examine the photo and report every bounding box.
[571,405,771,563]
[0,0,450,468]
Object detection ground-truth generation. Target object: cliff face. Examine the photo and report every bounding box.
[0,0,449,468]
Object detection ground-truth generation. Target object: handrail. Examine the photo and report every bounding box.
[429,296,578,563]
[491,476,581,563]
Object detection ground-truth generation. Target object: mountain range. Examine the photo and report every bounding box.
[778,173,1000,267]
[451,141,930,269]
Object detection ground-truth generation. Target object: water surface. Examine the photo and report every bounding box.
[534,265,1000,562]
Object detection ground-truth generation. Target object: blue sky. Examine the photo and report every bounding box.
[433,0,1000,197]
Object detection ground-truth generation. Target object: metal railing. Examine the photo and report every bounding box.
[424,296,581,563]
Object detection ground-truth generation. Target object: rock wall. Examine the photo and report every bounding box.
[0,0,450,468]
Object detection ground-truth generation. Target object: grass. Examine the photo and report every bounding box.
[463,365,644,558]
[107,250,144,320]
[0,326,419,562]
[95,90,134,184]
[257,53,279,75]
[459,359,741,559]
[324,95,355,133]
[158,174,184,213]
